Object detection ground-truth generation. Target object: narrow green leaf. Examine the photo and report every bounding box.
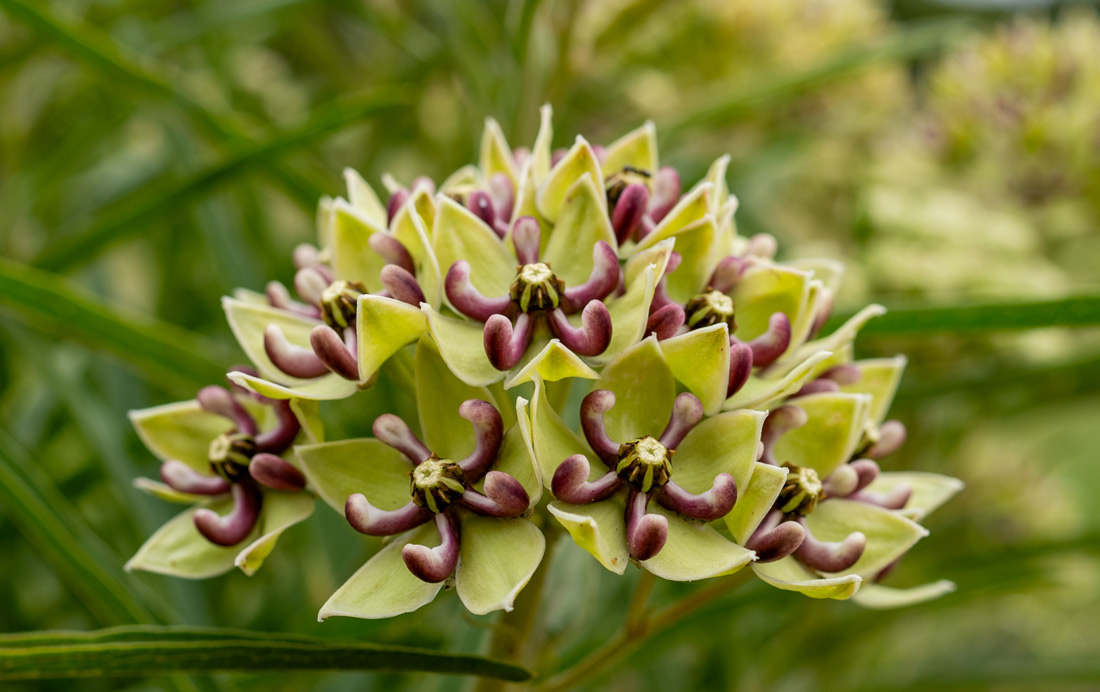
[667,18,970,133]
[0,626,532,682]
[827,295,1100,335]
[0,258,228,387]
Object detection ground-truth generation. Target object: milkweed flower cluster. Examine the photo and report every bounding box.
[126,107,961,618]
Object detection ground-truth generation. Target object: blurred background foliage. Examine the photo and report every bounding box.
[1,0,1099,690]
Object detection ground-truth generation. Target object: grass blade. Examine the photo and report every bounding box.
[0,258,229,387]
[34,88,411,272]
[0,626,532,682]
[828,294,1100,335]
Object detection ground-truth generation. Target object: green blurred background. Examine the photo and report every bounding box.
[1,0,1099,690]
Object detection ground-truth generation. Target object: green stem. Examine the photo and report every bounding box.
[535,569,753,692]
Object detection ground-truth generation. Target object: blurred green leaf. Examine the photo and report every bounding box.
[0,258,229,386]
[851,658,1100,691]
[829,295,1100,335]
[0,626,533,681]
[34,87,412,271]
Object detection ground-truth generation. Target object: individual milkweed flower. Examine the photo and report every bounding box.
[295,340,544,617]
[223,168,442,401]
[727,356,962,601]
[530,338,760,580]
[126,376,314,577]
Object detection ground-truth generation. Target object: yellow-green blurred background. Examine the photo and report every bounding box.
[1,1,1099,690]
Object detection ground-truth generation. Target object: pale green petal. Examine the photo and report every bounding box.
[415,338,494,460]
[226,370,359,402]
[319,523,443,620]
[724,462,787,543]
[295,439,413,512]
[329,199,387,290]
[840,356,907,427]
[129,401,227,472]
[536,136,604,223]
[543,174,618,286]
[509,160,544,242]
[598,262,658,364]
[777,304,886,375]
[752,558,861,599]
[456,514,545,615]
[663,218,718,304]
[504,340,599,390]
[713,197,739,260]
[634,183,713,253]
[772,392,871,478]
[421,305,502,387]
[231,287,269,304]
[496,398,542,503]
[343,168,387,227]
[531,104,553,186]
[390,203,443,308]
[723,351,833,411]
[624,238,673,288]
[659,324,730,415]
[479,118,518,187]
[787,257,845,296]
[730,263,812,344]
[698,155,730,214]
[642,506,754,581]
[358,295,428,379]
[316,195,334,253]
[805,498,928,578]
[125,499,248,579]
[236,491,315,575]
[530,378,590,485]
[440,165,480,195]
[390,187,436,245]
[548,495,629,575]
[433,196,515,297]
[132,478,209,504]
[290,399,324,443]
[865,472,964,521]
[673,410,764,497]
[852,580,956,609]
[601,121,657,180]
[594,337,674,443]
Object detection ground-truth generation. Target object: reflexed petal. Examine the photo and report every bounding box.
[530,378,590,485]
[777,304,886,375]
[697,155,731,215]
[227,370,359,402]
[624,238,674,288]
[730,263,812,346]
[599,262,658,364]
[358,295,428,379]
[537,136,604,223]
[852,580,956,609]
[296,439,413,512]
[634,182,712,253]
[642,506,754,581]
[673,409,764,498]
[839,356,907,427]
[752,557,861,600]
[659,324,730,415]
[772,392,871,478]
[235,491,315,575]
[865,472,964,520]
[343,168,388,227]
[594,337,674,443]
[319,523,444,620]
[723,351,833,411]
[125,499,252,579]
[531,104,553,185]
[724,462,788,543]
[495,398,542,503]
[390,187,436,247]
[663,218,718,304]
[804,498,928,578]
[456,514,545,615]
[129,401,229,472]
[432,196,515,298]
[415,338,494,460]
[601,121,657,181]
[329,199,388,290]
[543,174,618,286]
[479,118,518,187]
[290,399,324,443]
[504,340,600,390]
[422,305,502,387]
[548,495,629,575]
[132,478,210,504]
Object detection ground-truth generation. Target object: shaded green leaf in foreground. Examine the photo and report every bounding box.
[827,294,1100,335]
[0,627,532,682]
[0,258,228,387]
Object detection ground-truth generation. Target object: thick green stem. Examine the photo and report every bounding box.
[535,569,753,692]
